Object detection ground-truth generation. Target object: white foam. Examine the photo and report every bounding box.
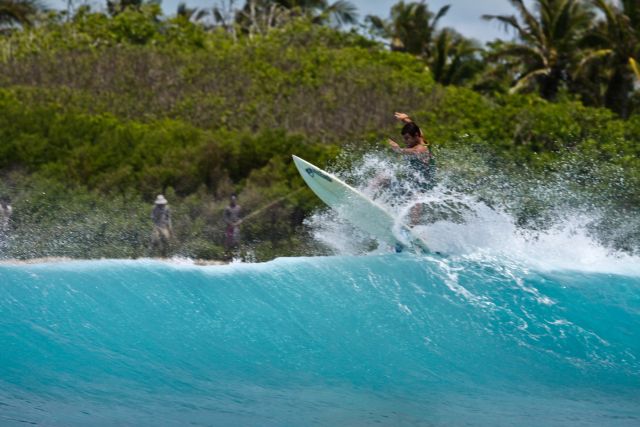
[306,153,640,277]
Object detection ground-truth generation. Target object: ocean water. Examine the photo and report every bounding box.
[1,253,639,426]
[2,152,640,426]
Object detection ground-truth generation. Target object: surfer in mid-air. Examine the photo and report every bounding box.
[387,112,435,186]
[387,112,436,224]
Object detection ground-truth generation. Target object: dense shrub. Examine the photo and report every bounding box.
[0,13,638,259]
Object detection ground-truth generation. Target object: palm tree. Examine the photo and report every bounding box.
[0,0,45,30]
[234,0,356,35]
[577,0,640,118]
[107,0,143,16]
[210,0,244,37]
[429,28,483,86]
[366,1,449,55]
[176,2,208,22]
[308,0,357,27]
[234,0,287,36]
[483,0,593,100]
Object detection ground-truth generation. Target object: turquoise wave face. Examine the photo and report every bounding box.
[1,255,639,426]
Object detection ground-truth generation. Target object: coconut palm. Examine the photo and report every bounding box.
[366,1,450,55]
[577,0,640,118]
[272,0,358,27]
[176,2,208,22]
[308,0,357,27]
[233,0,287,35]
[211,0,235,26]
[107,0,143,16]
[234,0,356,35]
[483,0,593,100]
[0,0,45,30]
[429,28,483,86]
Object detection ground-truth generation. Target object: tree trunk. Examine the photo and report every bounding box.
[605,66,634,119]
[539,66,563,101]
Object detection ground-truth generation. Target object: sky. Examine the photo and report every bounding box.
[348,0,526,43]
[53,0,532,43]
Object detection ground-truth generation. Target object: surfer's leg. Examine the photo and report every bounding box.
[368,173,392,197]
[409,203,422,226]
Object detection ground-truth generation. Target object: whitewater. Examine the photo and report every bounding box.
[2,154,640,426]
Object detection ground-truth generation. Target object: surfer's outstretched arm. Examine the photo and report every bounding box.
[394,112,413,123]
[388,138,402,152]
[388,138,428,156]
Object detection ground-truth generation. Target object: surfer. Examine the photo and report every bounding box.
[387,112,436,188]
[387,112,436,224]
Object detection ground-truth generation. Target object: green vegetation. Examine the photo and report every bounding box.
[0,1,639,260]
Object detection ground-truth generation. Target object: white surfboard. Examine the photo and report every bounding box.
[292,155,430,253]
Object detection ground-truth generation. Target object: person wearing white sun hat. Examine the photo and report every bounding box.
[151,194,173,257]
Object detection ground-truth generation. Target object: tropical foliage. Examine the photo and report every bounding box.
[0,0,639,260]
[482,0,593,100]
[363,1,483,86]
[577,0,640,117]
[365,0,449,55]
[0,0,45,32]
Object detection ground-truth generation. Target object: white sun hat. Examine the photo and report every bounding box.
[154,194,168,205]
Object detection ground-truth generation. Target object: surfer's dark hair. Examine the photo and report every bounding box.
[401,122,421,137]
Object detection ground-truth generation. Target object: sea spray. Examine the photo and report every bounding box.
[307,148,640,273]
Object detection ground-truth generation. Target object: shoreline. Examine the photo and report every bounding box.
[0,256,229,266]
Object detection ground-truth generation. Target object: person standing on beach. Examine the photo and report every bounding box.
[223,194,241,251]
[0,198,12,253]
[151,194,172,257]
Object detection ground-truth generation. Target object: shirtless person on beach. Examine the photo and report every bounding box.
[223,194,241,251]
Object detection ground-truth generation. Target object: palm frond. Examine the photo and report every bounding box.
[490,42,546,66]
[629,56,640,80]
[510,67,549,94]
[0,0,46,28]
[508,0,544,43]
[431,4,450,28]
[482,14,528,40]
[592,0,617,29]
[575,48,613,76]
[323,0,357,27]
